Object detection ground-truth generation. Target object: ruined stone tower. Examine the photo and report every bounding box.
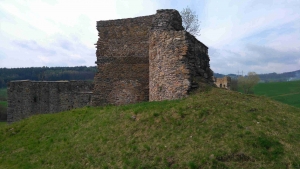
[214,76,231,90]
[7,9,215,122]
[92,9,214,106]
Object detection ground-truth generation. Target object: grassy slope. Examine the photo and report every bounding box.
[0,88,7,107]
[254,80,300,108]
[0,122,7,127]
[1,88,300,168]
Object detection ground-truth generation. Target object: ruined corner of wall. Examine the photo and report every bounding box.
[149,9,215,101]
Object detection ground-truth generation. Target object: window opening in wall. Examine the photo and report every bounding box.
[220,84,222,88]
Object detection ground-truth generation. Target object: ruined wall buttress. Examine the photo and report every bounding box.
[149,10,214,101]
[185,33,214,87]
[7,81,93,123]
[149,30,189,100]
[93,15,154,106]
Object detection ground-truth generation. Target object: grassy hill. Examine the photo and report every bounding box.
[1,87,300,168]
[254,80,300,108]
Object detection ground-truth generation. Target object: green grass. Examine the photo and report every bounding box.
[0,88,7,101]
[0,101,7,107]
[1,87,300,168]
[0,122,7,127]
[254,80,300,108]
[0,88,8,122]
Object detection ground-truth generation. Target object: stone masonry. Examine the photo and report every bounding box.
[7,80,93,123]
[149,10,214,101]
[93,9,214,105]
[7,9,215,122]
[92,14,153,106]
[214,76,231,89]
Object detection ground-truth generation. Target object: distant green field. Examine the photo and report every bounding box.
[253,80,300,108]
[0,101,7,107]
[0,88,8,122]
[0,88,7,101]
[0,88,7,108]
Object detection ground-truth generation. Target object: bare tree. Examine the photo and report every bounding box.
[238,72,260,94]
[180,7,201,36]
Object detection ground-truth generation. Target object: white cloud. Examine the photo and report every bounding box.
[0,0,120,67]
[200,0,300,48]
[199,0,300,74]
[0,0,299,74]
[210,44,300,74]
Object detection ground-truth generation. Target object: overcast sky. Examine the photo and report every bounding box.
[0,0,299,74]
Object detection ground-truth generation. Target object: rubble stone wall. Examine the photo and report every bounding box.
[7,80,93,123]
[93,9,214,105]
[93,15,154,105]
[149,30,214,101]
[7,9,215,122]
[149,10,214,101]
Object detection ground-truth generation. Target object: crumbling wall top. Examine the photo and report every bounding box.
[152,9,184,31]
[96,15,154,30]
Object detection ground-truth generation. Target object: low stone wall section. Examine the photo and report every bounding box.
[7,80,93,123]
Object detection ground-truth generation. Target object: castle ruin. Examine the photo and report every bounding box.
[7,9,214,122]
[214,76,231,90]
[92,9,214,105]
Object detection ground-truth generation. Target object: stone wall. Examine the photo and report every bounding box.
[7,9,215,122]
[7,80,93,123]
[93,9,214,104]
[149,10,214,101]
[92,15,154,106]
[214,76,231,89]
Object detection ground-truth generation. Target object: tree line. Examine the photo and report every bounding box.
[215,70,300,84]
[229,72,260,94]
[0,66,97,88]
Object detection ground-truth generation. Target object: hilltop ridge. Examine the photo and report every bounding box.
[1,87,300,168]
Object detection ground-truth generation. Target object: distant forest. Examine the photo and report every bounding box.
[0,66,299,88]
[214,70,300,82]
[0,66,97,88]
